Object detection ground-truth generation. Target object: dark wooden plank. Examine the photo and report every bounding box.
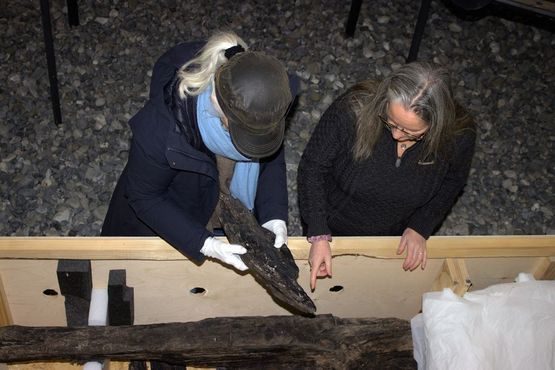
[0,315,415,369]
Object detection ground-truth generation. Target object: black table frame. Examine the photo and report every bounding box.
[40,0,79,125]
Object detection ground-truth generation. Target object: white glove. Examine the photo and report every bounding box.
[261,219,288,248]
[200,237,248,271]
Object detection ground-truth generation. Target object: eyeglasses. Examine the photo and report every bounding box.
[378,115,428,141]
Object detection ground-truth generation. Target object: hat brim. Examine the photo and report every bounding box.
[226,113,286,159]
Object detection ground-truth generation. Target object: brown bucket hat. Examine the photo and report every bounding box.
[215,51,292,159]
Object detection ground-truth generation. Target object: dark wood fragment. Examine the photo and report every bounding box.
[0,315,415,369]
[214,155,310,314]
[218,191,315,315]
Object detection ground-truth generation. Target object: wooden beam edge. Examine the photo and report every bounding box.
[533,257,555,280]
[0,273,13,326]
[0,235,553,260]
[431,258,471,296]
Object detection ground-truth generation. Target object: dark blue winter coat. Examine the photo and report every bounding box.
[101,42,290,262]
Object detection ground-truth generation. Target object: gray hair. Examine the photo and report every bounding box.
[177,31,248,98]
[351,62,460,161]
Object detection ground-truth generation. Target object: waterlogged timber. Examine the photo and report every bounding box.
[218,191,316,315]
[0,315,414,369]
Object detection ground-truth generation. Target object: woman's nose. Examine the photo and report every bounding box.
[391,127,404,140]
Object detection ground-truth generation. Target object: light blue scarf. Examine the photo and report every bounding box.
[197,85,259,210]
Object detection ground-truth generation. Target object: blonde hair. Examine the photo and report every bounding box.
[177,31,248,98]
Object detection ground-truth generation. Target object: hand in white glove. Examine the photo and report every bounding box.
[261,219,288,248]
[200,237,248,271]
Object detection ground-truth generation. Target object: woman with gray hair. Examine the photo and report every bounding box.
[298,62,476,289]
[102,31,295,272]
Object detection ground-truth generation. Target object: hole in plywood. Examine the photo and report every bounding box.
[43,289,59,296]
[189,287,206,295]
[329,285,344,293]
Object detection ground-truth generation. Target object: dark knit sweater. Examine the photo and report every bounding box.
[297,94,476,239]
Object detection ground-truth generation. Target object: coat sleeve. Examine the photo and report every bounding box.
[254,146,288,225]
[406,127,476,238]
[124,108,211,262]
[297,98,355,237]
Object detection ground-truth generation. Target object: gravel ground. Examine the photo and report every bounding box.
[1,0,553,237]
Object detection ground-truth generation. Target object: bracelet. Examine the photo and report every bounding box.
[307,234,332,244]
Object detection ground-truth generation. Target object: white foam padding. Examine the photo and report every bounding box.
[83,362,103,370]
[88,288,108,326]
[84,288,109,370]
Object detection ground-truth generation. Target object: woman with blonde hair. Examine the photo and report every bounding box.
[298,62,476,289]
[102,32,295,272]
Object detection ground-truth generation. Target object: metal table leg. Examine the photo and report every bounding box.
[407,0,432,63]
[39,0,62,125]
[346,0,363,37]
[67,0,79,27]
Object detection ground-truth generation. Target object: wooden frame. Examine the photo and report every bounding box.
[0,235,553,260]
[0,235,553,369]
[534,256,555,280]
[0,236,552,325]
[432,258,472,296]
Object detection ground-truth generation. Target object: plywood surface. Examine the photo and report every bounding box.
[465,257,547,290]
[0,260,66,326]
[0,236,552,326]
[0,256,484,323]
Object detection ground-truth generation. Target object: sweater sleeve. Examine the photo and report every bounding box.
[297,97,355,237]
[406,126,476,238]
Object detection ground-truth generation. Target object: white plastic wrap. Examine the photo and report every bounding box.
[412,275,555,370]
